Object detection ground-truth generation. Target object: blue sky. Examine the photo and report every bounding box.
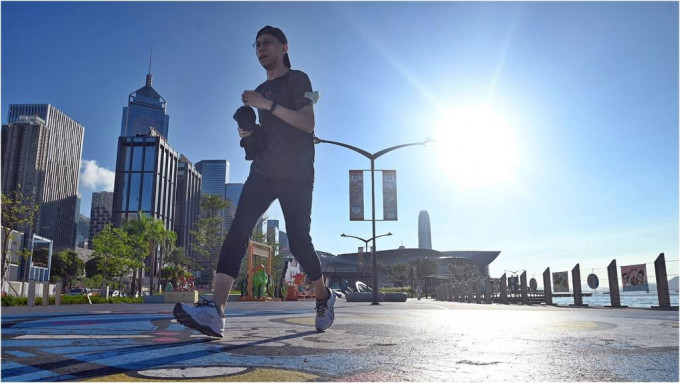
[2,1,678,283]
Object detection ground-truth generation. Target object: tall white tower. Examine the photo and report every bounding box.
[418,210,432,249]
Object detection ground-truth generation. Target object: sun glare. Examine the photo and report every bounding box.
[434,105,519,188]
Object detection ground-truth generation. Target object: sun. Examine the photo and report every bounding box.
[433,105,519,188]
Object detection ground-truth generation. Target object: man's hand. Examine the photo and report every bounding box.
[241,90,272,111]
[238,128,254,138]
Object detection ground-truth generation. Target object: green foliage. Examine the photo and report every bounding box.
[389,264,409,286]
[191,195,229,289]
[1,294,144,306]
[411,258,439,280]
[50,250,85,290]
[1,188,39,289]
[92,224,133,284]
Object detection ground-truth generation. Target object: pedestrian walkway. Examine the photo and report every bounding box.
[2,299,678,381]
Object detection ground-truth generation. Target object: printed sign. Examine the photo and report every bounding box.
[621,264,649,292]
[587,274,599,290]
[349,170,364,221]
[382,170,398,220]
[529,278,538,292]
[552,271,569,293]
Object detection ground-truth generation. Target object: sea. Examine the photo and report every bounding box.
[551,292,679,308]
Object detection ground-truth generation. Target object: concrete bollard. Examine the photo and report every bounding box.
[652,253,678,310]
[570,263,587,307]
[606,260,627,308]
[543,268,553,306]
[520,271,529,305]
[55,281,62,306]
[100,285,109,299]
[500,273,508,304]
[27,280,36,307]
[42,282,50,306]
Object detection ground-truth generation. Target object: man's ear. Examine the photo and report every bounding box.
[282,43,289,54]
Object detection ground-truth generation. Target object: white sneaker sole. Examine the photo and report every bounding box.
[173,303,224,338]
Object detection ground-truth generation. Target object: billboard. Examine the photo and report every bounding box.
[552,271,569,293]
[382,170,398,220]
[349,170,364,221]
[621,264,649,292]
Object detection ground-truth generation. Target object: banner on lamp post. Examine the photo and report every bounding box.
[349,170,364,221]
[382,170,398,220]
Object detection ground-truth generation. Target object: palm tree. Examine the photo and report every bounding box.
[157,228,177,293]
[138,213,166,294]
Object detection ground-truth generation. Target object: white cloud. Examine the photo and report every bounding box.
[80,160,115,192]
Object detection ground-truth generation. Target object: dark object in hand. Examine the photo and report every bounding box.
[233,106,263,160]
[233,106,257,131]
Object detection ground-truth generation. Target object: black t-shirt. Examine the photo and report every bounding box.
[251,69,315,181]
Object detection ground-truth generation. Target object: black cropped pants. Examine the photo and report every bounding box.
[216,172,322,281]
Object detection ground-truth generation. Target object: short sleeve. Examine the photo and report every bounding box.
[291,71,314,111]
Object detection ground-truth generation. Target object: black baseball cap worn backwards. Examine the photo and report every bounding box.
[256,25,291,69]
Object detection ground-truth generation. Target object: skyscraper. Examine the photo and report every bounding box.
[2,104,84,250]
[418,210,432,249]
[224,183,244,234]
[120,70,169,139]
[112,129,178,229]
[88,191,114,249]
[195,160,229,235]
[174,155,202,269]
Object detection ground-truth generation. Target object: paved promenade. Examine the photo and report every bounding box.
[1,299,678,382]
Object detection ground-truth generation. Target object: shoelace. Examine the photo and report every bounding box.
[315,300,328,316]
[195,297,216,308]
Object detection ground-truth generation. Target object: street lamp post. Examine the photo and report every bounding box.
[315,136,433,305]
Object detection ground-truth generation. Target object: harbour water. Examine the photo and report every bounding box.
[551,292,679,308]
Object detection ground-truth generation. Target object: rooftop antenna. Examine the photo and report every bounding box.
[146,46,153,87]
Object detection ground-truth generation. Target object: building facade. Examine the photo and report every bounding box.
[112,130,178,229]
[418,210,432,249]
[2,104,84,250]
[174,155,202,269]
[120,72,169,139]
[195,160,229,234]
[224,182,244,234]
[88,191,114,249]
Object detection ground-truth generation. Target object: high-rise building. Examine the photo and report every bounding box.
[2,104,84,250]
[120,70,169,139]
[195,160,229,235]
[279,231,291,256]
[112,129,178,229]
[418,210,432,249]
[224,183,244,234]
[88,191,114,249]
[174,155,202,270]
[266,219,279,244]
[75,213,90,248]
[113,69,178,230]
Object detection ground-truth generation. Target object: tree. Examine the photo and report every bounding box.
[412,258,439,280]
[92,224,132,286]
[50,250,85,291]
[1,189,39,290]
[122,217,149,297]
[389,264,409,288]
[157,228,177,293]
[138,213,166,294]
[191,194,228,290]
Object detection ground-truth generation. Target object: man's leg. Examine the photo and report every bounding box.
[279,179,335,331]
[173,173,275,337]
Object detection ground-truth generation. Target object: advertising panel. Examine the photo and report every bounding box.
[552,271,570,293]
[621,264,649,292]
[349,170,364,221]
[382,170,398,220]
